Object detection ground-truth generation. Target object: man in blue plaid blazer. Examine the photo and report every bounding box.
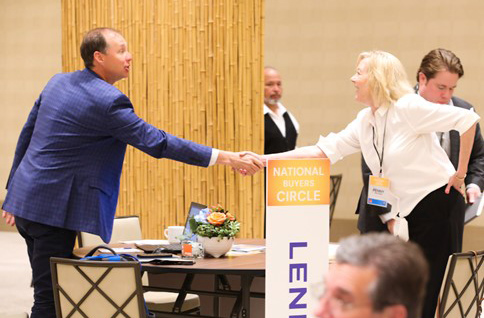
[2,28,262,318]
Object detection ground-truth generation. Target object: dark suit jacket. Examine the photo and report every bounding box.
[3,68,212,242]
[356,95,484,233]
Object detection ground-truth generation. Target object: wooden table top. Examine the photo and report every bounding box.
[74,238,266,275]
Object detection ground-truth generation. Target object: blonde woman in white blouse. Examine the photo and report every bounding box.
[262,50,479,318]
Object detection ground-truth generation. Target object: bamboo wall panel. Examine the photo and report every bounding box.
[62,0,264,238]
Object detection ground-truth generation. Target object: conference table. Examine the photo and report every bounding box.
[74,239,266,318]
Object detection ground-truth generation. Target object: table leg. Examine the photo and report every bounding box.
[240,275,254,318]
[230,293,242,318]
[214,274,232,316]
[213,275,219,316]
[173,273,195,312]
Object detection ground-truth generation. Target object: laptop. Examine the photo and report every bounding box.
[183,202,208,240]
[136,202,207,253]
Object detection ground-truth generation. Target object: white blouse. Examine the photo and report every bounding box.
[316,94,479,237]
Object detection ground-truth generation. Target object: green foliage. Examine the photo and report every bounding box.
[189,218,199,233]
[194,219,240,239]
[190,205,241,239]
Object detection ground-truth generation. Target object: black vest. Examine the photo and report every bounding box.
[264,112,298,154]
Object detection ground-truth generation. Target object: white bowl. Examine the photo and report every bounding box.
[197,236,234,258]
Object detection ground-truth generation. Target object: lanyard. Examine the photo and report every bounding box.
[371,113,388,176]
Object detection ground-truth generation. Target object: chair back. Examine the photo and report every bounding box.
[50,257,147,318]
[78,216,142,247]
[329,174,343,225]
[437,250,484,318]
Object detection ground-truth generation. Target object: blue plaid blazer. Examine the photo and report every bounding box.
[3,68,212,242]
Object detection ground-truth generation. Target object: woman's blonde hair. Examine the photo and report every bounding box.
[357,51,413,108]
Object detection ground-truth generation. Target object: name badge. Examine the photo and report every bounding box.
[367,175,390,208]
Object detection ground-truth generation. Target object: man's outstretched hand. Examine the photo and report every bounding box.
[217,150,264,176]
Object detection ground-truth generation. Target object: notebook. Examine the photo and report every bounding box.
[464,194,484,224]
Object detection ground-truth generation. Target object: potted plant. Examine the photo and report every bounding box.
[189,204,240,258]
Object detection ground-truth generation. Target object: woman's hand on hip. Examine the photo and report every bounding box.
[445,173,466,196]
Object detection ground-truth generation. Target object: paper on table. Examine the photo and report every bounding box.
[231,244,266,253]
[121,239,170,245]
[227,243,339,259]
[99,247,143,253]
[226,251,261,256]
[224,244,265,257]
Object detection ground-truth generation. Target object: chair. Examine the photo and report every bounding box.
[77,215,201,314]
[78,215,143,247]
[50,257,148,318]
[329,174,343,225]
[437,250,484,318]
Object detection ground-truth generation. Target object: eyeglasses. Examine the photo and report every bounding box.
[311,281,373,313]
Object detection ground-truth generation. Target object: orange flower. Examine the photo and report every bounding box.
[226,212,236,221]
[207,212,227,225]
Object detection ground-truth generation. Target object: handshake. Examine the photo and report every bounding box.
[217,150,266,176]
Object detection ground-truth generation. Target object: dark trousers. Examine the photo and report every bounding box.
[407,186,465,318]
[358,185,464,318]
[16,216,77,318]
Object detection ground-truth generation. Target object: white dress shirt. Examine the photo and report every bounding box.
[316,94,479,239]
[435,97,454,157]
[209,149,219,166]
[264,103,300,137]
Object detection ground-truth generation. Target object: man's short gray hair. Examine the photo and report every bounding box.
[336,233,428,318]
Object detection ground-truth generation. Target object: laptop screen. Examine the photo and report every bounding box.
[184,202,207,240]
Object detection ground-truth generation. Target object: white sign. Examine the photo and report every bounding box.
[266,159,330,318]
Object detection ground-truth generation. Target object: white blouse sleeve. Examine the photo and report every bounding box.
[397,94,480,135]
[316,113,363,164]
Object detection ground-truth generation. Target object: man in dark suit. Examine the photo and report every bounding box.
[1,27,262,318]
[356,48,484,234]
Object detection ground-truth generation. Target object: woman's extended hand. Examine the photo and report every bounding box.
[218,150,263,176]
[240,151,266,167]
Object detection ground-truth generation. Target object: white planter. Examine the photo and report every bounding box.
[197,236,234,258]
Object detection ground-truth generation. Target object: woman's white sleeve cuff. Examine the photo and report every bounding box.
[316,134,342,164]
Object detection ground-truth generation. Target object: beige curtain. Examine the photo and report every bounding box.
[62,0,265,239]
